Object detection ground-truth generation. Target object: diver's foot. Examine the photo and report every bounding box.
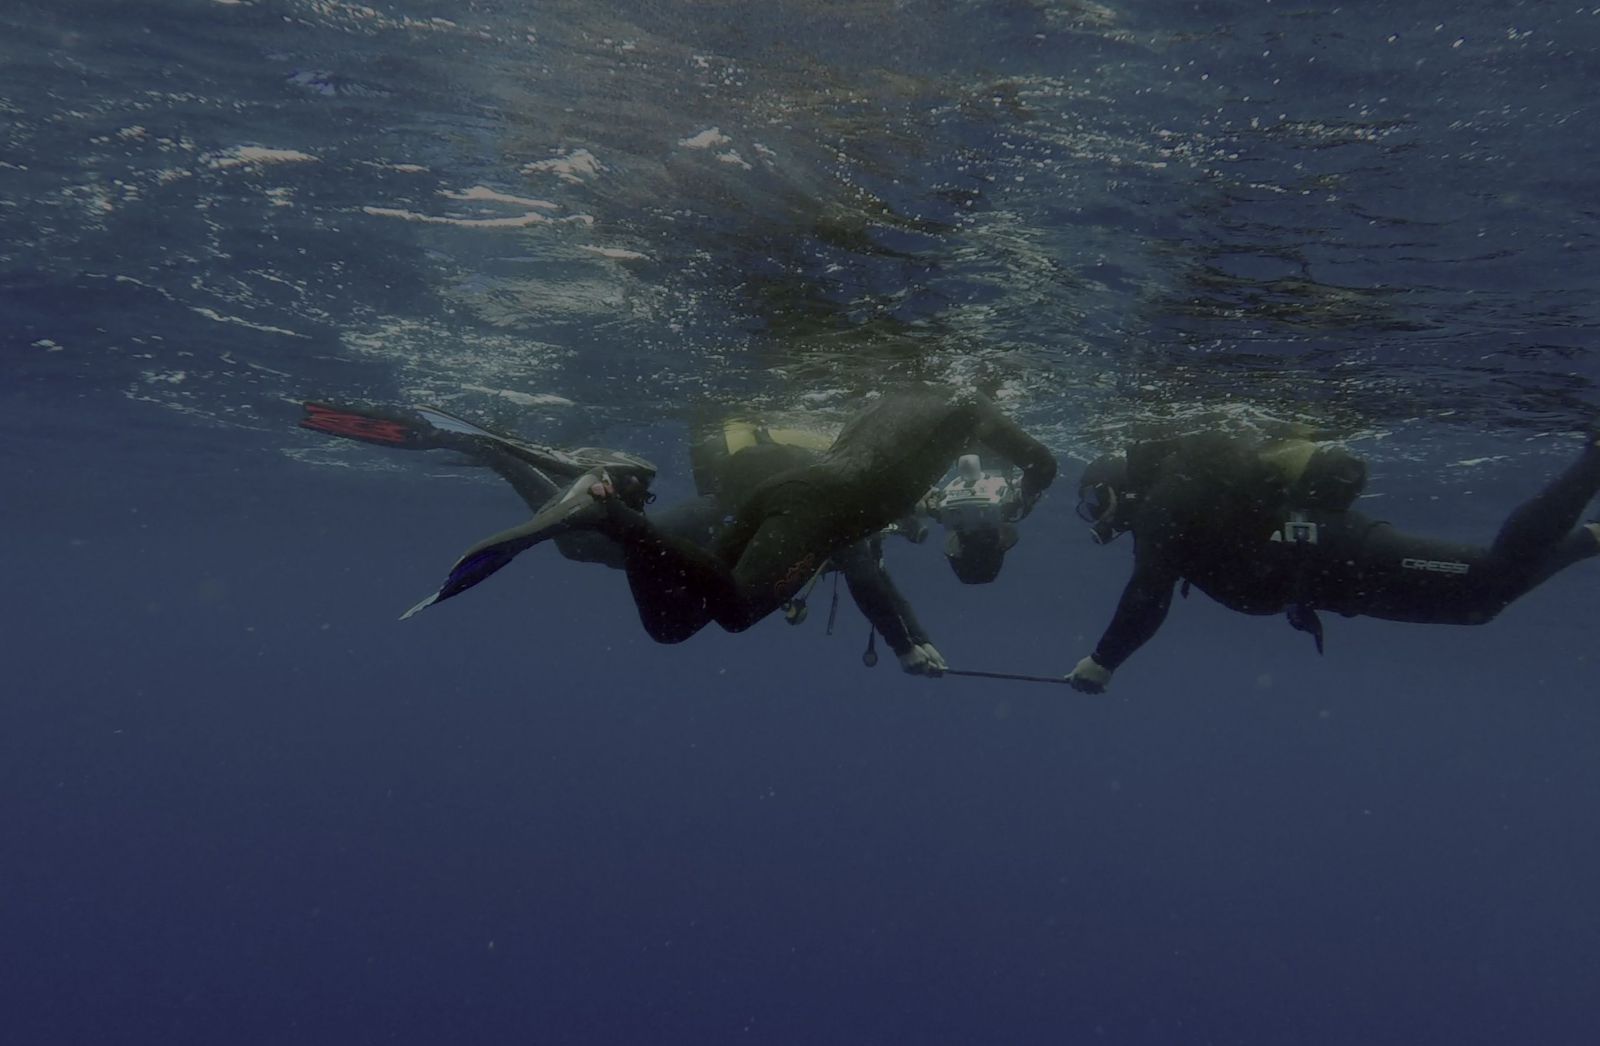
[590,470,651,510]
[582,470,645,508]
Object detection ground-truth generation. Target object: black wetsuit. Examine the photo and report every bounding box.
[596,387,1058,641]
[480,437,936,654]
[1091,434,1600,671]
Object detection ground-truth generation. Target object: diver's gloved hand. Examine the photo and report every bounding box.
[887,512,930,543]
[1013,473,1052,520]
[898,642,948,677]
[1067,654,1112,694]
[1017,465,1053,512]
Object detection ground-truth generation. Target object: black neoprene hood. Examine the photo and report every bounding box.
[945,530,1007,584]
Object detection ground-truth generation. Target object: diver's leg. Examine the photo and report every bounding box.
[474,444,563,511]
[1459,437,1600,602]
[713,512,837,632]
[553,495,723,571]
[1334,521,1593,624]
[651,496,728,549]
[466,443,627,566]
[607,480,835,638]
[1489,438,1600,561]
[1507,527,1600,596]
[705,465,900,634]
[1327,440,1600,626]
[610,515,737,644]
[1320,516,1500,625]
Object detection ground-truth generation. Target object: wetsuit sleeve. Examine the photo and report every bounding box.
[1090,495,1183,671]
[971,398,1058,496]
[836,538,928,655]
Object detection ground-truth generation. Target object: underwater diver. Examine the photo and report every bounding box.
[919,451,1035,585]
[299,402,949,674]
[1065,431,1600,693]
[400,385,1058,651]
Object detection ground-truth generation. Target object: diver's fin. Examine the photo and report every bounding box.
[398,542,517,619]
[304,400,659,495]
[300,401,443,450]
[413,405,517,442]
[303,401,567,473]
[411,402,592,470]
[400,591,442,621]
[1286,603,1325,655]
[399,469,616,619]
[416,404,658,489]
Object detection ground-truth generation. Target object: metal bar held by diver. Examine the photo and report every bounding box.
[942,668,1074,686]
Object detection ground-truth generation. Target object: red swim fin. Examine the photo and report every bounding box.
[299,401,437,449]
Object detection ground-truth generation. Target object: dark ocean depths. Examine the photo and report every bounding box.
[5,0,1600,1042]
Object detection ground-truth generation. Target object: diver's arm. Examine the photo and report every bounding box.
[1081,486,1184,668]
[1086,492,1185,673]
[883,577,932,650]
[1067,472,1194,693]
[970,399,1058,500]
[837,539,922,655]
[1090,552,1179,671]
[841,540,946,676]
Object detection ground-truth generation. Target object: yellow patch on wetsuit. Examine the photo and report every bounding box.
[721,419,833,455]
[1259,439,1319,486]
[722,420,760,454]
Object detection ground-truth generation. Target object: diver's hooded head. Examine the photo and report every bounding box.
[943,525,1017,584]
[1076,452,1132,544]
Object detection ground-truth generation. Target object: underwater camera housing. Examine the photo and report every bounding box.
[934,455,1020,584]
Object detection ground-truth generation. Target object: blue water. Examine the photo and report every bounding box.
[5,1,1600,1042]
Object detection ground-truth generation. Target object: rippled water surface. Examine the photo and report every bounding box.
[9,0,1599,460]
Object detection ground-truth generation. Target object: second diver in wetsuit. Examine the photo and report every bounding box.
[298,399,1036,674]
[519,415,952,674]
[1066,431,1600,693]
[406,385,1058,654]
